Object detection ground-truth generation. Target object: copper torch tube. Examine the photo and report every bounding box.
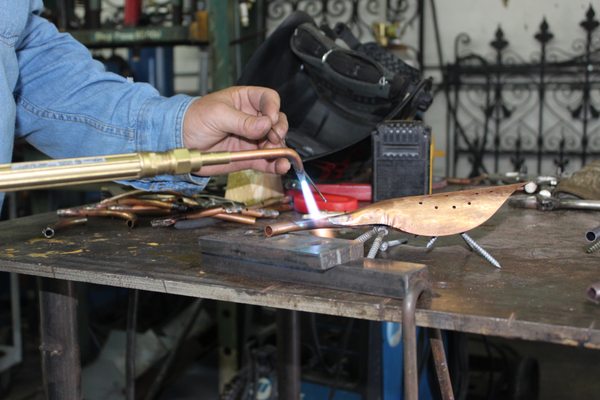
[224,148,303,172]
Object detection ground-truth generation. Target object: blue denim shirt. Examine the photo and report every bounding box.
[0,0,207,209]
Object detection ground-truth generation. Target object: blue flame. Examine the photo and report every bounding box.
[298,174,321,217]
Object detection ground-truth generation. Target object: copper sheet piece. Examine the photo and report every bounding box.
[328,183,525,237]
[265,183,525,237]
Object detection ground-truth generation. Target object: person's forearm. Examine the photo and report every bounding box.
[14,13,208,192]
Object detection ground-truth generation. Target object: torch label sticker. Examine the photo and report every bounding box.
[11,157,108,170]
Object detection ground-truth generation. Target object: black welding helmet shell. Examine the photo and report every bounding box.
[238,11,431,160]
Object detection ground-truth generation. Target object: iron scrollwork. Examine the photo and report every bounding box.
[446,5,600,177]
[266,0,416,41]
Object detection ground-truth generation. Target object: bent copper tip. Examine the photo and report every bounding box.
[228,147,304,172]
[588,282,600,302]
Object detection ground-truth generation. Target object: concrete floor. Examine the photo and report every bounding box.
[504,338,600,400]
[3,332,599,399]
[0,322,600,400]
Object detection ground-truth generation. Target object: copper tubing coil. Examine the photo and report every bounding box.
[99,190,197,207]
[43,217,88,238]
[99,189,146,205]
[241,208,279,218]
[107,205,173,216]
[247,196,292,210]
[588,282,600,302]
[268,203,294,212]
[182,206,227,220]
[213,213,256,225]
[150,206,227,227]
[57,209,137,228]
[115,198,188,211]
[264,218,336,237]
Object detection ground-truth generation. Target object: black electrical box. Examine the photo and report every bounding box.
[372,120,431,201]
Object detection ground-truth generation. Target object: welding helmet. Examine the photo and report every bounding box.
[238,11,432,160]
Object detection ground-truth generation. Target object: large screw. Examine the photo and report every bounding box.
[426,236,438,250]
[367,227,389,259]
[353,227,379,243]
[586,240,600,254]
[461,233,501,269]
[380,238,408,252]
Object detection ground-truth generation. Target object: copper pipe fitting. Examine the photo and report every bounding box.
[57,208,137,228]
[107,205,172,216]
[241,208,280,218]
[247,196,292,210]
[99,189,146,205]
[43,217,88,238]
[214,213,256,225]
[150,206,226,227]
[264,218,336,237]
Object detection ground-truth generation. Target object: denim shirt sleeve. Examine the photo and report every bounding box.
[13,13,209,194]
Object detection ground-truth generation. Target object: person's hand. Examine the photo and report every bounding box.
[182,86,290,176]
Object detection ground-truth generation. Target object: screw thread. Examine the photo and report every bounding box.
[586,240,600,254]
[354,227,378,243]
[426,236,438,249]
[461,233,502,269]
[367,227,388,259]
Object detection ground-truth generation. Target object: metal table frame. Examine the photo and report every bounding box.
[1,206,599,399]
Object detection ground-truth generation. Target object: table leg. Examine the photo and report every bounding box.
[402,278,428,400]
[277,309,300,399]
[430,328,455,400]
[38,278,81,400]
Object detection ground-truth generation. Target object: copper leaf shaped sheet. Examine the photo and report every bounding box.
[328,183,525,236]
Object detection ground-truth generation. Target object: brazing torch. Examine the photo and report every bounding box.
[0,148,307,192]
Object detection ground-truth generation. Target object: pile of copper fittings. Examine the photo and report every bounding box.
[43,190,293,238]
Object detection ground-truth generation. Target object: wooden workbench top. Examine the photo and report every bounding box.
[0,206,598,349]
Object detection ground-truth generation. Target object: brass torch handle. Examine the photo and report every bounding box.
[0,149,204,192]
[0,148,303,192]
